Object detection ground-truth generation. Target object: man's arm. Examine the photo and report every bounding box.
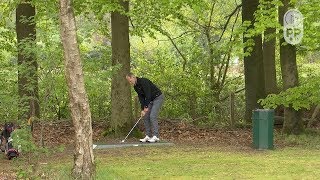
[141,79,152,108]
[137,94,145,110]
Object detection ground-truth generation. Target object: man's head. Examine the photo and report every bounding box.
[126,72,137,86]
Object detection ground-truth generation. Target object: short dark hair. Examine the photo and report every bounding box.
[126,72,135,77]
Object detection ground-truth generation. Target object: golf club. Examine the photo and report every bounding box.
[121,116,143,143]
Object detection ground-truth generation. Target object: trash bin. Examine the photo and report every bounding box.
[252,109,274,149]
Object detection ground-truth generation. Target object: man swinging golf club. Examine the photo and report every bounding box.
[126,73,164,143]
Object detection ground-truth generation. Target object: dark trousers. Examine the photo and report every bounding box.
[144,94,164,137]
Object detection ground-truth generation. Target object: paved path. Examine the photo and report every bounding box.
[94,142,174,149]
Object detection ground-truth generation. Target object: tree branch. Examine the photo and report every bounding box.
[158,30,196,42]
[219,6,240,91]
[129,17,144,43]
[207,1,216,29]
[215,5,241,96]
[185,17,206,29]
[220,88,245,101]
[215,4,242,43]
[162,30,188,71]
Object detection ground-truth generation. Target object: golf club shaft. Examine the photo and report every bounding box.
[122,116,142,142]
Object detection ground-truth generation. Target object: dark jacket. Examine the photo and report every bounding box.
[134,77,162,110]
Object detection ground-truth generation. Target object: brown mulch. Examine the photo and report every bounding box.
[159,120,253,147]
[30,119,257,148]
[31,120,106,146]
[28,118,320,148]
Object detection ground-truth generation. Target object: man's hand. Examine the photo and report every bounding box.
[141,107,149,117]
[140,111,145,117]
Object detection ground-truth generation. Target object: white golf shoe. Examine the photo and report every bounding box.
[139,135,151,142]
[147,136,160,143]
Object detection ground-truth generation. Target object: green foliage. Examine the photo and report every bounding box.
[0,26,15,53]
[11,128,37,153]
[0,1,16,60]
[10,127,68,179]
[75,13,114,120]
[0,50,18,121]
[259,84,320,110]
[0,0,246,127]
[128,0,245,126]
[298,0,320,51]
[0,0,319,128]
[255,0,282,34]
[254,0,320,52]
[131,32,244,126]
[259,72,320,110]
[259,63,320,110]
[0,0,115,122]
[130,0,184,37]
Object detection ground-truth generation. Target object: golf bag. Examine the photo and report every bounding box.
[0,123,19,160]
[6,137,19,160]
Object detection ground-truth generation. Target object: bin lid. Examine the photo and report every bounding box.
[253,109,274,112]
[252,109,274,119]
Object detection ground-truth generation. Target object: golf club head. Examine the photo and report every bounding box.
[121,140,125,143]
[93,144,97,149]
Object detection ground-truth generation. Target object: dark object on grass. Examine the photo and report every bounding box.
[1,123,19,160]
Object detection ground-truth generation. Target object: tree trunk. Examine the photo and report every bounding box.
[16,1,40,122]
[263,27,277,95]
[110,0,133,135]
[307,105,320,128]
[59,0,95,179]
[242,0,266,123]
[278,0,303,134]
[263,0,277,95]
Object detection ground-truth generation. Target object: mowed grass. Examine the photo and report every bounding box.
[44,145,320,179]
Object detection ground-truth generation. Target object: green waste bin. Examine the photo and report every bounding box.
[252,109,274,149]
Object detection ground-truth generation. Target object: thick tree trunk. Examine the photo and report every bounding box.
[263,0,277,95]
[278,0,303,134]
[16,1,40,121]
[242,0,266,123]
[110,0,133,135]
[59,0,95,179]
[263,27,277,95]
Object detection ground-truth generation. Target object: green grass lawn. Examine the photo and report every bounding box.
[97,146,320,179]
[37,145,320,179]
[6,130,320,179]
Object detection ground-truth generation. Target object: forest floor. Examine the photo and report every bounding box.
[29,119,288,148]
[0,119,311,179]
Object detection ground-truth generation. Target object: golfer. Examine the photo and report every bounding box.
[126,73,164,143]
